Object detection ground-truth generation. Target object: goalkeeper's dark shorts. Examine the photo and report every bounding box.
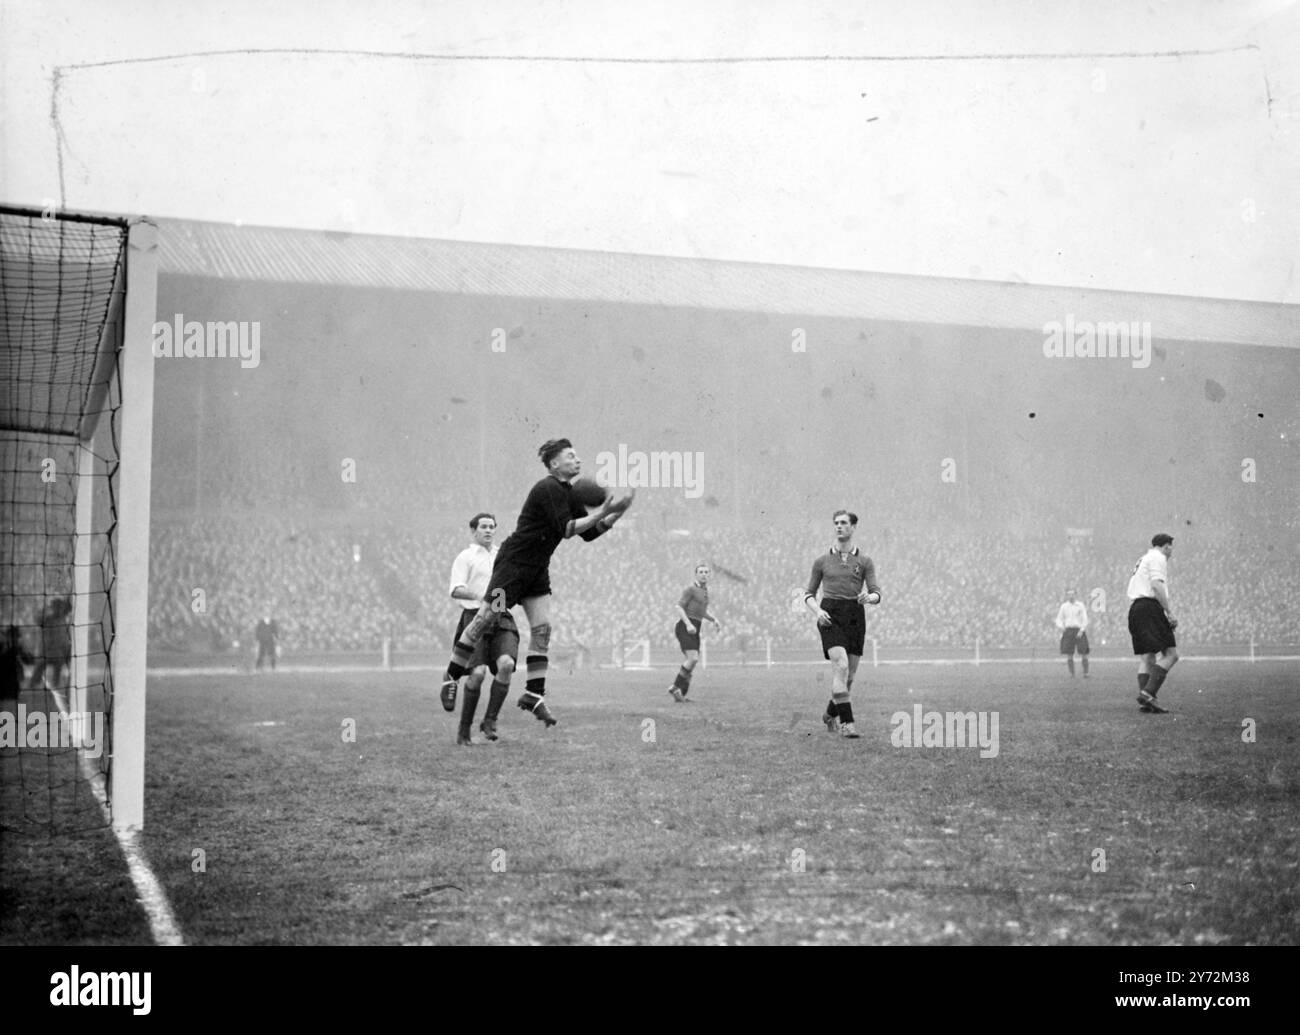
[454,607,519,675]
[818,598,866,659]
[483,561,551,610]
[1059,628,1089,655]
[1128,596,1176,655]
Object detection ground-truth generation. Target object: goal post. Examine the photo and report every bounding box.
[0,206,157,833]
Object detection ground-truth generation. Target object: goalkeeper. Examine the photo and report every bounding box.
[438,438,632,727]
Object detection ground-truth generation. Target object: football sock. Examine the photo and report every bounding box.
[1146,664,1170,697]
[459,682,481,733]
[825,697,837,717]
[1138,672,1150,691]
[837,702,855,724]
[1081,656,1089,675]
[1067,657,1075,675]
[525,623,551,697]
[673,667,690,691]
[485,679,509,720]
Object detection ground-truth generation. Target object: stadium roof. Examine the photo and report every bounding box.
[157,218,1299,347]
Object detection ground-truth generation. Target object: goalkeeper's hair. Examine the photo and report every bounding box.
[539,438,573,467]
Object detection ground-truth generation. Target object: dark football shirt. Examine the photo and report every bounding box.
[678,583,710,623]
[806,546,879,601]
[497,475,608,568]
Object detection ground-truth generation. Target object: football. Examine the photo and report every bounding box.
[570,477,610,508]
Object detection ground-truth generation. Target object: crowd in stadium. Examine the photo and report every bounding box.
[147,509,1300,659]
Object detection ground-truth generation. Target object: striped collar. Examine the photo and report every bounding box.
[828,544,860,556]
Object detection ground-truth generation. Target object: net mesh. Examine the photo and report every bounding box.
[1,209,128,834]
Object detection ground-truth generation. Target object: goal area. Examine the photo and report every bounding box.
[0,205,157,833]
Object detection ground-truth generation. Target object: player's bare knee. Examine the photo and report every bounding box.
[1164,648,1179,666]
[530,623,551,653]
[496,655,516,678]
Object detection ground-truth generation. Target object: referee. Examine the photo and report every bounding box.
[804,510,881,739]
[1127,533,1179,714]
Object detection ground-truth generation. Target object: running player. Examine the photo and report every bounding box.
[1127,533,1178,714]
[444,512,519,744]
[438,439,633,727]
[1055,588,1090,677]
[669,563,721,702]
[804,510,881,739]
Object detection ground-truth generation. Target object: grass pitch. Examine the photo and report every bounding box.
[3,659,1297,945]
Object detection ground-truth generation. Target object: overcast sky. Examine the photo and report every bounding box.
[2,0,1298,303]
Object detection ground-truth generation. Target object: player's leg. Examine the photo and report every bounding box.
[480,653,515,741]
[457,665,488,745]
[1145,646,1178,698]
[672,648,700,702]
[441,599,501,696]
[516,593,557,726]
[1079,633,1090,677]
[1060,629,1075,676]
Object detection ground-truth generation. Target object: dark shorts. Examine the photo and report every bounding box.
[485,561,551,610]
[675,620,701,653]
[454,607,519,675]
[1128,596,1176,655]
[818,598,866,660]
[1059,628,1090,655]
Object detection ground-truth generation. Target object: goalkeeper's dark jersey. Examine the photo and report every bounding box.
[496,475,608,569]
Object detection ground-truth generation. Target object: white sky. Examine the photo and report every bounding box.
[2,0,1298,302]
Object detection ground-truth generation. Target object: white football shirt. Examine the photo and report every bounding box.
[1126,548,1169,600]
[1055,600,1089,630]
[449,542,497,610]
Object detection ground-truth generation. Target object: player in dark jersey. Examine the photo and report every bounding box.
[438,438,633,727]
[804,510,880,739]
[669,563,721,702]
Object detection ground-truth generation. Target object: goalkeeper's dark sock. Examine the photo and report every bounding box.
[485,679,509,721]
[1138,671,1150,691]
[1081,656,1089,675]
[1067,657,1075,675]
[837,701,855,725]
[1146,664,1170,697]
[459,683,482,733]
[673,667,690,691]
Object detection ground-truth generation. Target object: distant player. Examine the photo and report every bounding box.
[1055,588,1090,677]
[668,563,721,702]
[1127,533,1178,714]
[254,612,280,671]
[438,438,633,727]
[804,510,881,739]
[444,512,518,745]
[32,598,72,690]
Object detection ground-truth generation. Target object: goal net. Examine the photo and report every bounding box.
[0,206,157,833]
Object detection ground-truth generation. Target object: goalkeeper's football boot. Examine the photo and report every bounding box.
[517,691,558,727]
[479,717,499,741]
[456,730,473,745]
[668,686,684,702]
[822,710,840,733]
[839,721,861,739]
[440,677,459,712]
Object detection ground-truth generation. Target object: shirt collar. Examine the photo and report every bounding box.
[829,544,859,556]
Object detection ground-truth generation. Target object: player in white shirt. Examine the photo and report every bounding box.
[444,513,519,744]
[1054,588,1090,677]
[1126,533,1178,714]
